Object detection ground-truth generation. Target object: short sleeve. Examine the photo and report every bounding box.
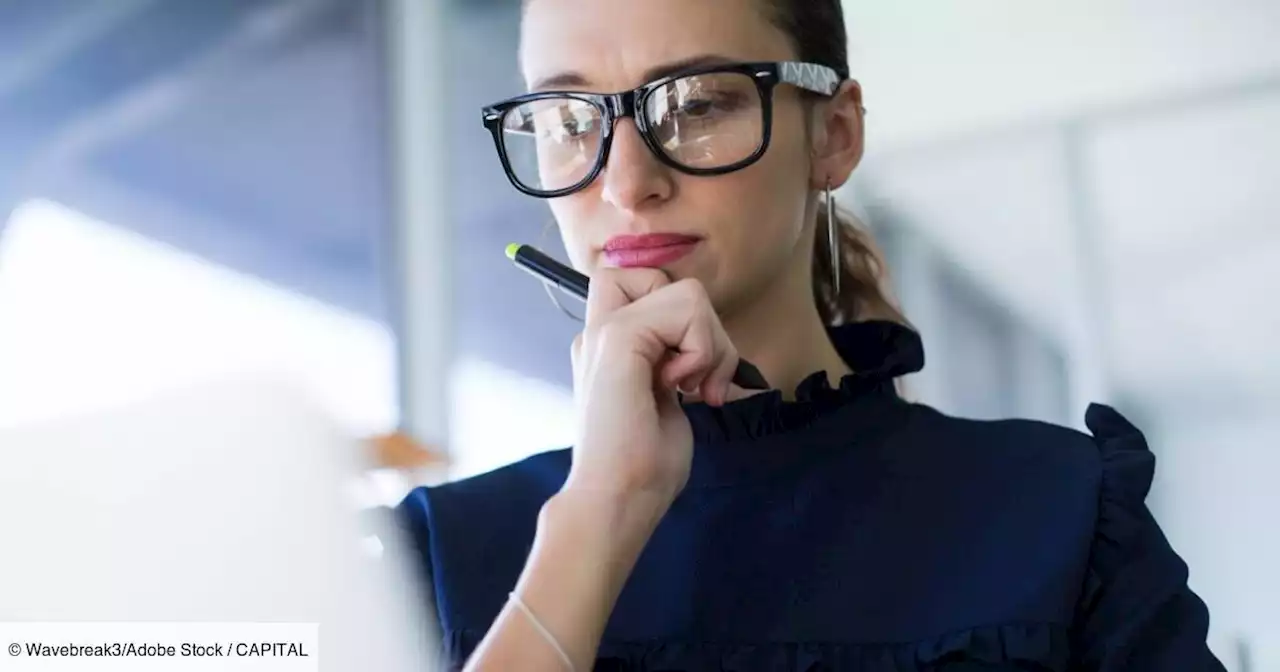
[394,487,448,663]
[396,487,435,590]
[1072,404,1226,671]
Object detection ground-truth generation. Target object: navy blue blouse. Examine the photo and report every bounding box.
[397,321,1224,671]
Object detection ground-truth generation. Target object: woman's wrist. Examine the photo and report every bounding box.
[492,489,666,669]
[520,488,668,612]
[537,487,669,578]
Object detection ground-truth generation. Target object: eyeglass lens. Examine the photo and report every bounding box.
[500,71,765,193]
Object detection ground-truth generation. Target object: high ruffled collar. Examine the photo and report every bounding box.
[679,320,924,487]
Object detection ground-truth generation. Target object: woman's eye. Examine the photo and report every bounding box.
[537,117,593,141]
[550,125,587,142]
[677,94,745,118]
[679,99,715,117]
[565,120,595,137]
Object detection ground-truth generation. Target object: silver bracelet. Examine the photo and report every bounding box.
[508,591,575,671]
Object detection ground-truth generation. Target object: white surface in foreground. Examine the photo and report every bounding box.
[0,378,436,671]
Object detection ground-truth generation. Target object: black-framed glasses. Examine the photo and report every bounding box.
[481,61,842,199]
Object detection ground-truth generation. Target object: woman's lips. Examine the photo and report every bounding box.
[603,233,701,268]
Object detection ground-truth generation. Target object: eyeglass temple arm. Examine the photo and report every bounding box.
[776,61,842,96]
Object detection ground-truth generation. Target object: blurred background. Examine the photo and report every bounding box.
[0,0,1275,668]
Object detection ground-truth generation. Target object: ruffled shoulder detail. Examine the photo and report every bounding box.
[444,622,1071,671]
[682,321,924,445]
[1080,403,1158,596]
[1086,403,1156,504]
[1077,401,1191,653]
[1072,405,1221,669]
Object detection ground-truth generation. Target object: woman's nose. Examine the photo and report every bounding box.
[598,119,674,212]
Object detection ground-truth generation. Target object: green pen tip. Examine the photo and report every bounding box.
[505,243,521,260]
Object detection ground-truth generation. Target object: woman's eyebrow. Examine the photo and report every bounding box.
[529,54,739,92]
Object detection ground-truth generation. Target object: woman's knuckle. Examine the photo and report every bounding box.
[667,279,699,309]
[690,347,714,369]
[643,267,671,286]
[677,277,705,297]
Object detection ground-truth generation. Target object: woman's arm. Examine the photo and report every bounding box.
[463,271,742,670]
[463,489,669,671]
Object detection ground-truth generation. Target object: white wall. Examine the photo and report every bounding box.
[0,199,398,435]
[843,0,1280,151]
[1148,406,1280,670]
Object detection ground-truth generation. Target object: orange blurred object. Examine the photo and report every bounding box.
[369,432,448,471]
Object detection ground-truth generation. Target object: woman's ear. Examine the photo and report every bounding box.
[809,80,865,190]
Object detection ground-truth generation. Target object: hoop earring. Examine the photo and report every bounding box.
[826,180,841,295]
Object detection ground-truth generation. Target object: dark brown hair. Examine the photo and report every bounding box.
[761,0,909,327]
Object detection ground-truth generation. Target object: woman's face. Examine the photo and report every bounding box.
[520,0,836,318]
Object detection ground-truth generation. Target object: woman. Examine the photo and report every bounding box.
[397,0,1224,669]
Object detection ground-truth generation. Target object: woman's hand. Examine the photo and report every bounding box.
[465,269,745,672]
[566,268,742,506]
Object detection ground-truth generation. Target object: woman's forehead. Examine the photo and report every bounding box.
[519,0,794,92]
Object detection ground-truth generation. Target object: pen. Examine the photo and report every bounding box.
[506,243,771,391]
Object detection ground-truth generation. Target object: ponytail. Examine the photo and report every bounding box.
[811,198,909,328]
[756,0,905,326]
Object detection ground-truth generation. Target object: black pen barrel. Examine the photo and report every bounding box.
[512,245,589,299]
